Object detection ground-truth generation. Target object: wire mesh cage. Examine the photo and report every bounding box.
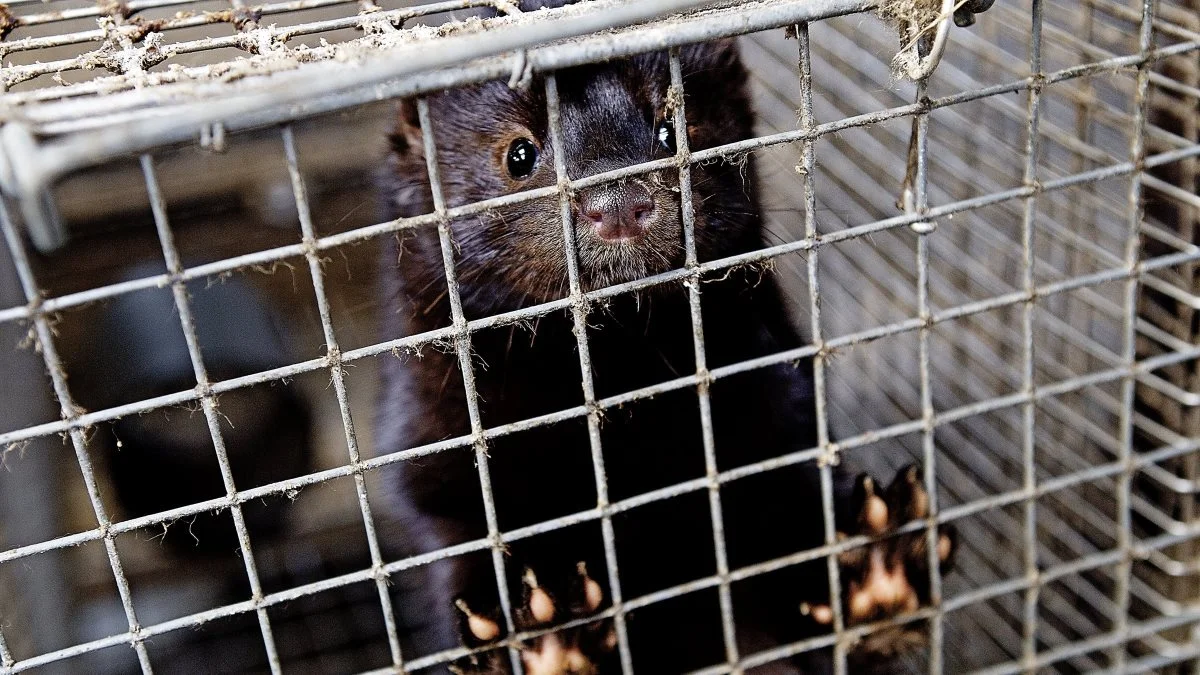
[0,0,1197,674]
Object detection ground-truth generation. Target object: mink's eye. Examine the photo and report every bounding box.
[656,119,677,154]
[506,137,539,179]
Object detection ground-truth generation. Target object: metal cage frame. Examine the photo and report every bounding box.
[0,0,1198,673]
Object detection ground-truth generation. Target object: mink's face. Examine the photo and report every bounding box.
[389,41,758,313]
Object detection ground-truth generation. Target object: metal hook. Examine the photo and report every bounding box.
[901,117,935,234]
[507,49,532,90]
[900,0,956,81]
[199,122,227,153]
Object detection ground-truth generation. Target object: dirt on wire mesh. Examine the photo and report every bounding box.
[873,0,960,77]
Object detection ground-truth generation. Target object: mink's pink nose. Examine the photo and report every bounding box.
[579,184,655,242]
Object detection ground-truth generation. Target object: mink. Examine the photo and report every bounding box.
[376,5,953,672]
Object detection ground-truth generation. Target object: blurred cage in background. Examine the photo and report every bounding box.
[0,0,1196,673]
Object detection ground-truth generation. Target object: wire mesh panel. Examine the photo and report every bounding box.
[749,2,1200,671]
[0,0,1197,674]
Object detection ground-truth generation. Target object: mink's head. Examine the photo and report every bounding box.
[386,40,759,316]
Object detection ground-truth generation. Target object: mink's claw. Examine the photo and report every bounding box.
[453,563,616,674]
[805,464,956,661]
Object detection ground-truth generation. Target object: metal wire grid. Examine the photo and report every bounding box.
[1136,2,1200,662]
[0,0,502,91]
[0,0,866,253]
[0,0,1198,673]
[763,2,1200,670]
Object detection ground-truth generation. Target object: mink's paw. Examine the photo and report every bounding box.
[452,563,617,675]
[802,464,955,660]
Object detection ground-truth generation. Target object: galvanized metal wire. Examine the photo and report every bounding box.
[281,124,407,669]
[0,0,1197,673]
[0,196,155,673]
[542,70,636,675]
[141,152,284,672]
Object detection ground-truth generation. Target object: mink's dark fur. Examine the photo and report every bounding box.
[377,9,948,673]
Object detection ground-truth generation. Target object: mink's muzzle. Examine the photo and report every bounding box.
[578,180,656,243]
[459,171,684,301]
[570,170,683,291]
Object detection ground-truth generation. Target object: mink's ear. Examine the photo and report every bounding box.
[517,0,580,10]
[708,37,739,62]
[480,0,578,17]
[388,98,424,157]
[673,38,754,149]
[679,37,741,76]
[676,38,748,106]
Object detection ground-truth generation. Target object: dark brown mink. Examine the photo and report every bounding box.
[375,8,955,673]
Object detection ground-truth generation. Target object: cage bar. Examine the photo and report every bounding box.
[0,201,154,672]
[141,153,284,672]
[280,124,406,668]
[666,47,740,671]
[793,20,849,675]
[415,95,526,674]
[1017,2,1045,671]
[542,71,635,674]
